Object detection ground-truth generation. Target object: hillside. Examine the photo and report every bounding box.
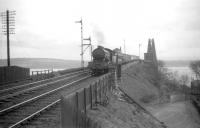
[0,58,83,69]
[87,94,165,128]
[121,63,161,104]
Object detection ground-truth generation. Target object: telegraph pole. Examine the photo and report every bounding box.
[75,18,84,67]
[1,10,16,66]
[6,10,10,66]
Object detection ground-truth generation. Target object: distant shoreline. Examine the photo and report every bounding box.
[0,58,88,69]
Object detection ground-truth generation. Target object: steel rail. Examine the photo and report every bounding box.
[0,71,89,101]
[8,99,60,128]
[0,75,91,115]
[0,69,87,94]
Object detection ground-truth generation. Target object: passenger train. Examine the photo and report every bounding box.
[88,46,139,75]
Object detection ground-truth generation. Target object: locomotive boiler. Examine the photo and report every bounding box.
[88,46,113,75]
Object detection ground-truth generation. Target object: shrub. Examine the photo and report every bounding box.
[140,94,157,103]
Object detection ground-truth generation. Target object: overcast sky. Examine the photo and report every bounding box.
[0,0,200,60]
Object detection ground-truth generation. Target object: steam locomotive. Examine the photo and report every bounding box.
[88,46,139,75]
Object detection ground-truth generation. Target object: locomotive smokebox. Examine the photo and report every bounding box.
[92,46,111,61]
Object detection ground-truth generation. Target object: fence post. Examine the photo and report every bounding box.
[84,88,87,128]
[84,88,87,113]
[76,92,79,128]
[102,77,105,99]
[99,79,102,104]
[105,76,108,99]
[105,76,107,95]
[95,82,98,106]
[108,75,110,92]
[90,85,93,109]
[106,75,108,94]
[112,71,115,91]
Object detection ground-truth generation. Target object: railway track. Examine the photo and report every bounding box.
[0,69,86,96]
[21,102,61,128]
[0,70,91,128]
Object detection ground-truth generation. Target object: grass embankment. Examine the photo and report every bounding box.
[87,94,164,128]
[121,63,165,105]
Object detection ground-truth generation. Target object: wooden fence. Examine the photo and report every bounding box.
[61,72,115,128]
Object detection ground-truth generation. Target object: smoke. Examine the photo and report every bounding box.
[92,25,106,45]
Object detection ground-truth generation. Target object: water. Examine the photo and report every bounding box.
[166,66,195,86]
[30,68,64,75]
[167,67,193,77]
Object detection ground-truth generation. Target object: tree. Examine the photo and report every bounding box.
[156,60,180,92]
[158,60,165,67]
[190,61,200,79]
[180,74,189,86]
[179,74,189,93]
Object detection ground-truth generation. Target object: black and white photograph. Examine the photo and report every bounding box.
[0,0,200,128]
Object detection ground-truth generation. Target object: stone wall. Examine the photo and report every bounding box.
[0,66,30,84]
